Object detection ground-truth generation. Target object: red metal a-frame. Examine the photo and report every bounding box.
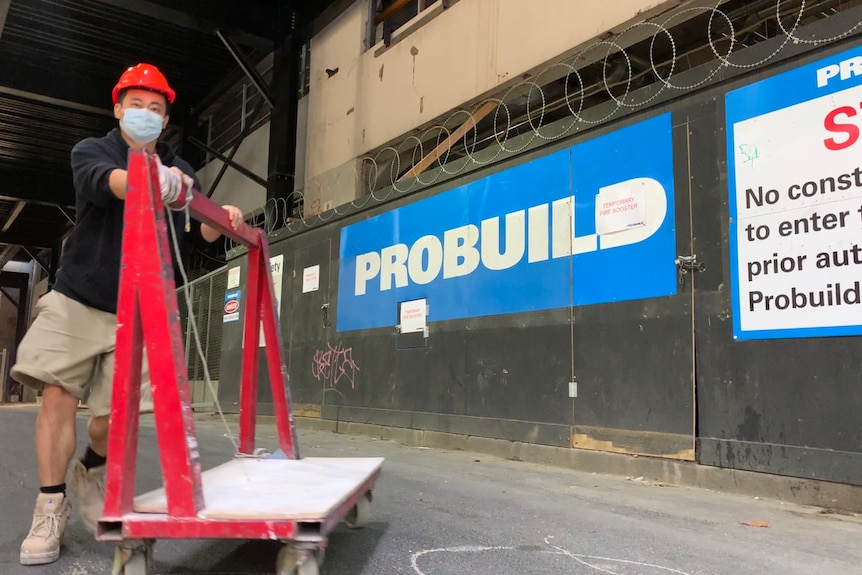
[100,148,298,538]
[99,150,381,575]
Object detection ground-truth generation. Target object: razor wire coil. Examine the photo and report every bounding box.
[222,0,862,254]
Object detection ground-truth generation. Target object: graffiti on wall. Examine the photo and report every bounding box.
[312,342,360,393]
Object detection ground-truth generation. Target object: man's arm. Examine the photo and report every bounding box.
[200,222,220,243]
[200,205,244,242]
[71,139,125,206]
[168,162,244,242]
[108,169,128,199]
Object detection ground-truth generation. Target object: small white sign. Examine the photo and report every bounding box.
[400,298,427,334]
[595,181,647,235]
[227,266,241,289]
[302,265,320,293]
[260,254,284,347]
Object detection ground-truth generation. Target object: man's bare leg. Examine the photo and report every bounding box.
[35,385,80,486]
[87,415,109,457]
[20,384,77,565]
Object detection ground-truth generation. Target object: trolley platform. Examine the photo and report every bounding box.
[97,150,383,575]
[132,457,383,521]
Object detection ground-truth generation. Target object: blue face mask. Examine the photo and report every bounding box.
[120,108,164,144]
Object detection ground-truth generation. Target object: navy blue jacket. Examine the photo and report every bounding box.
[53,128,209,314]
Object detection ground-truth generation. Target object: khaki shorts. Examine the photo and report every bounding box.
[11,290,152,417]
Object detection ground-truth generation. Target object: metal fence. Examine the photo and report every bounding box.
[177,265,229,410]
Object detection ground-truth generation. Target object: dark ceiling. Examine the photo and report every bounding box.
[0,0,350,265]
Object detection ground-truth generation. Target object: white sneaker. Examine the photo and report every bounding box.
[69,460,106,534]
[20,492,72,565]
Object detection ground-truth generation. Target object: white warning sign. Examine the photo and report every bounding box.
[726,47,862,340]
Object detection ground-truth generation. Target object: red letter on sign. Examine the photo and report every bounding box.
[824,105,860,151]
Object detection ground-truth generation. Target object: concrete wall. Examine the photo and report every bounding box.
[197,1,720,219]
[195,122,270,216]
[195,2,739,220]
[304,0,696,183]
[302,158,364,218]
[295,95,309,197]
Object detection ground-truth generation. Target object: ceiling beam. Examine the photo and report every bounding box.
[56,206,75,224]
[217,30,276,108]
[0,285,18,307]
[0,172,76,208]
[0,61,112,111]
[0,244,19,268]
[1,200,25,232]
[0,86,112,117]
[0,0,10,42]
[0,194,74,210]
[0,228,58,250]
[22,247,48,273]
[189,52,272,117]
[93,0,273,51]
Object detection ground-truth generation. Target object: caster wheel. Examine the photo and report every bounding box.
[297,556,320,575]
[112,542,153,575]
[277,546,320,575]
[345,493,371,529]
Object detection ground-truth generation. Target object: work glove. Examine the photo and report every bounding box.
[157,163,184,205]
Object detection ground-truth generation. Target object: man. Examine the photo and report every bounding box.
[11,63,244,566]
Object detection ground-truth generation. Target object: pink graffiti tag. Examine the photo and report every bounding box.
[312,342,360,390]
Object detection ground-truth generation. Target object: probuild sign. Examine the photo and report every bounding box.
[337,114,678,332]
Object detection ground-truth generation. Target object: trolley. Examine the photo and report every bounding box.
[97,149,383,575]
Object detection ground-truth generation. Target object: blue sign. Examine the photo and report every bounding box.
[337,113,678,332]
[725,45,862,127]
[726,45,862,340]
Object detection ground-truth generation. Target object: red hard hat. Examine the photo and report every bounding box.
[112,63,176,105]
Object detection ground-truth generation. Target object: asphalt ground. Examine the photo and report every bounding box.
[1,405,861,575]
